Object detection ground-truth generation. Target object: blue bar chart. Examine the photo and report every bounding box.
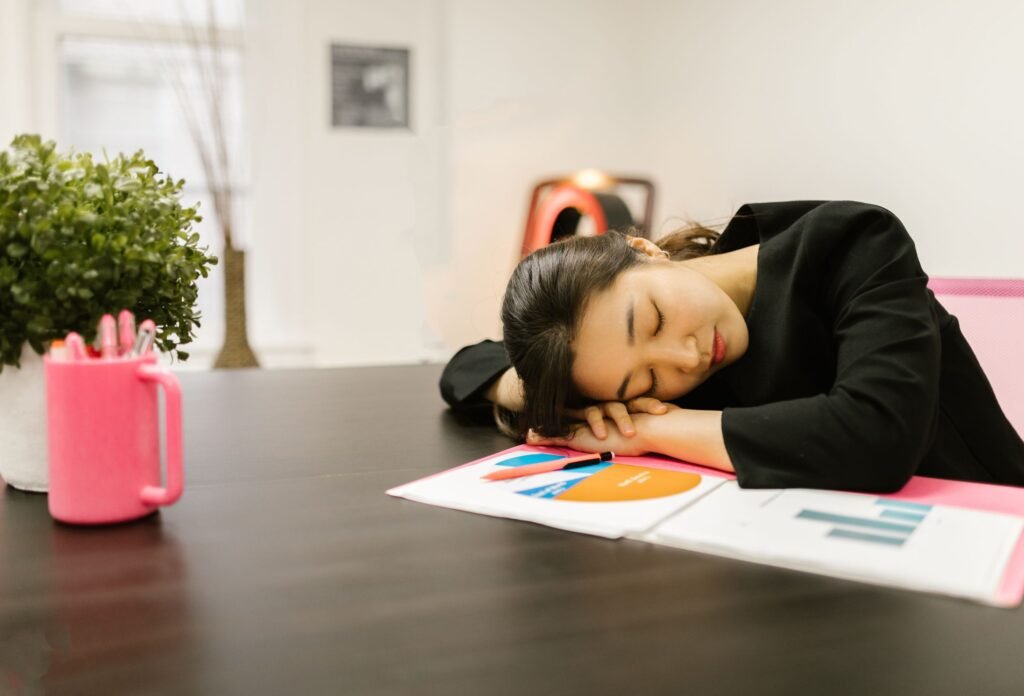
[796,499,933,547]
[648,482,1024,605]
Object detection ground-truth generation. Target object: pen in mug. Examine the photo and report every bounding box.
[98,314,117,359]
[133,319,156,356]
[65,332,87,361]
[48,339,67,361]
[118,309,136,356]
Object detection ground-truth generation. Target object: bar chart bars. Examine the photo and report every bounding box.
[796,499,933,547]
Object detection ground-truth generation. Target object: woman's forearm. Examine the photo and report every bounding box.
[484,368,524,411]
[642,408,736,474]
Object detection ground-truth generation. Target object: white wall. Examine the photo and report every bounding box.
[285,0,450,366]
[432,0,649,348]
[0,0,34,138]
[430,0,1024,351]
[631,0,1024,276]
[244,0,313,366]
[248,0,649,362]
[4,0,1022,368]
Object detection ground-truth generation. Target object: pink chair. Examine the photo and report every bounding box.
[928,278,1024,437]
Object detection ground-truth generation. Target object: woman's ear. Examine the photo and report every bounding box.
[626,235,670,260]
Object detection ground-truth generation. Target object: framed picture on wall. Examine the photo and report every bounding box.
[330,44,410,129]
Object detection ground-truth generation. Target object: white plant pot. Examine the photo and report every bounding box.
[0,344,49,492]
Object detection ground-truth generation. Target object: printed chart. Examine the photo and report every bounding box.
[795,498,931,547]
[648,482,1024,603]
[389,449,727,538]
[494,452,703,503]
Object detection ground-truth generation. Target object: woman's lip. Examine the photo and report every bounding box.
[711,329,726,366]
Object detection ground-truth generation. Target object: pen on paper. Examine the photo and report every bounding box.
[483,451,614,482]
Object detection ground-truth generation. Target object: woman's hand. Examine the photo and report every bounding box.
[564,398,674,439]
[528,401,679,456]
[527,413,658,456]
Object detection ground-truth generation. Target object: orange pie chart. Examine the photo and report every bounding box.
[556,464,703,502]
[512,463,703,503]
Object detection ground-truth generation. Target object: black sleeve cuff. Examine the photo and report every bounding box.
[439,339,512,409]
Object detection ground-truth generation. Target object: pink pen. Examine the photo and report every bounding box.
[98,314,117,359]
[65,332,87,361]
[117,309,136,356]
[483,451,615,481]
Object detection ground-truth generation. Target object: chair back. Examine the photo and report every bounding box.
[929,278,1024,436]
[521,184,634,257]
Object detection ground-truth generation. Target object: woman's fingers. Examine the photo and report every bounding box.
[627,397,669,414]
[565,400,670,440]
[604,401,636,437]
[584,406,607,439]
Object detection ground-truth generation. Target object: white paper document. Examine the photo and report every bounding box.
[388,449,726,538]
[389,449,1024,606]
[645,482,1024,605]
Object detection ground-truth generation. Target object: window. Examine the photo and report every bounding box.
[52,0,246,362]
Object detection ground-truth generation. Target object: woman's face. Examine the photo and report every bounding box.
[570,260,749,403]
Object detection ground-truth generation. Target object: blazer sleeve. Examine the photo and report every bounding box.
[439,339,512,410]
[722,204,941,492]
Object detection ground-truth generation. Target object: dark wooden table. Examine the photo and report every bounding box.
[2,364,1023,695]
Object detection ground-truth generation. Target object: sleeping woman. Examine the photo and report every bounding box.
[440,200,1024,492]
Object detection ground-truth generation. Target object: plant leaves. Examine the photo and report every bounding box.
[0,134,217,364]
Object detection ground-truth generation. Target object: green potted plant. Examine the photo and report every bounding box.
[0,134,217,492]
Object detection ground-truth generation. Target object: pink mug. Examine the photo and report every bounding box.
[44,353,184,525]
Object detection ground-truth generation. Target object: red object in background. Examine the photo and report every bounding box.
[521,174,656,257]
[522,184,608,257]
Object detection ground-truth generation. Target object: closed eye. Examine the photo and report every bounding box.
[644,368,658,398]
[653,300,665,336]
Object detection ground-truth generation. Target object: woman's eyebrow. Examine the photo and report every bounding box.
[626,301,635,346]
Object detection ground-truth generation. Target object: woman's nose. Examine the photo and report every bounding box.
[652,336,702,372]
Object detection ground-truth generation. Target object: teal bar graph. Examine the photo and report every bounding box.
[879,509,927,523]
[797,510,916,535]
[874,499,932,512]
[828,529,907,546]
[797,498,932,548]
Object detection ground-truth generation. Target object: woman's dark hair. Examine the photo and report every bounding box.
[501,222,722,438]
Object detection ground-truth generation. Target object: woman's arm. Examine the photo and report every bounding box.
[641,408,735,473]
[722,203,940,492]
[484,367,524,411]
[527,406,736,474]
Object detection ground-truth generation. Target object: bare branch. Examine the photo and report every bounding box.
[128,7,223,237]
[175,0,235,249]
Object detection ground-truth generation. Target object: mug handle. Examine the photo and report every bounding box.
[137,363,184,506]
